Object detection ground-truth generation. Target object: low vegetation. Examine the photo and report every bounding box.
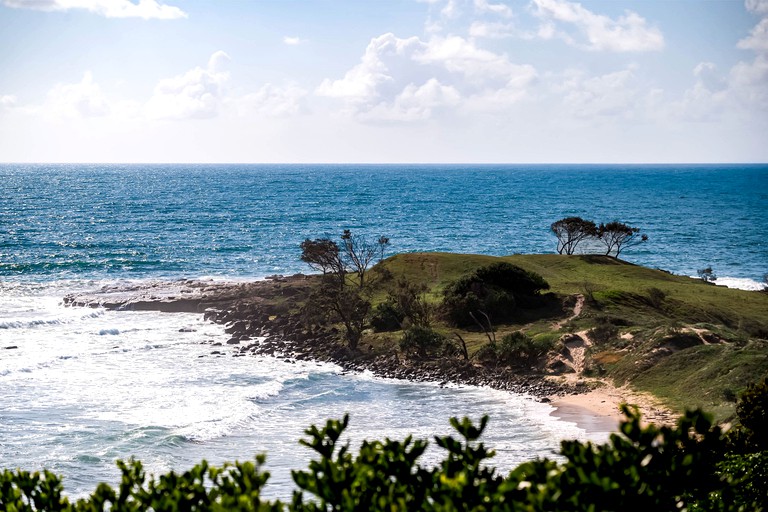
[295,233,767,422]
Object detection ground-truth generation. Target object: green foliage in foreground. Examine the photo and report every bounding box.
[3,404,767,512]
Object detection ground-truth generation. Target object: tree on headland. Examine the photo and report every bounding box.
[300,230,390,289]
[550,217,598,255]
[307,279,370,350]
[377,235,390,262]
[300,230,390,349]
[340,229,378,289]
[597,221,648,258]
[698,266,717,283]
[300,238,345,279]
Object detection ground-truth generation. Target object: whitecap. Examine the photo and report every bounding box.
[715,276,767,291]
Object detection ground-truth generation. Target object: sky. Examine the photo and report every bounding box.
[0,0,766,163]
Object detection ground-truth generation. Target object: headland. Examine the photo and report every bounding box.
[64,252,768,431]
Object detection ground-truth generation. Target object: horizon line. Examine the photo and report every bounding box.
[2,161,767,166]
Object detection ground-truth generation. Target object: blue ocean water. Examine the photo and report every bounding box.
[1,163,766,283]
[0,163,766,498]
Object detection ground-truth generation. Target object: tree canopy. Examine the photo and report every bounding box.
[598,221,648,258]
[550,217,598,255]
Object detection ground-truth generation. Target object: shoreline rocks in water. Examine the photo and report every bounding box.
[63,277,584,400]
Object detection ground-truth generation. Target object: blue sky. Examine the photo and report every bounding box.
[0,0,766,163]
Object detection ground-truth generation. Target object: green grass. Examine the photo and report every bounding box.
[369,252,768,419]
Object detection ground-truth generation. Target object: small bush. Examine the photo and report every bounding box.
[441,263,549,327]
[371,279,434,332]
[735,378,768,450]
[370,300,403,332]
[647,287,666,308]
[698,266,717,283]
[399,326,448,358]
[478,331,554,365]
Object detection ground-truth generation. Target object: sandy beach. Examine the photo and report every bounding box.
[549,381,678,438]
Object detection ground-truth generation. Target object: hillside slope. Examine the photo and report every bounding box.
[376,253,768,420]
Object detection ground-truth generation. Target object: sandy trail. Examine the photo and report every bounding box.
[547,294,677,433]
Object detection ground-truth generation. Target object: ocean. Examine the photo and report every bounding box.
[1,163,766,497]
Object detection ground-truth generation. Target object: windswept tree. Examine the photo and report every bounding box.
[300,231,390,289]
[550,217,598,255]
[306,279,371,350]
[300,230,390,349]
[598,221,648,258]
[340,229,378,288]
[300,238,345,280]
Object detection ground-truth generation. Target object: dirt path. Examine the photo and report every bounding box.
[552,294,585,330]
[547,295,677,428]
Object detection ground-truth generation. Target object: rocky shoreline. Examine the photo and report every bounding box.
[64,276,586,400]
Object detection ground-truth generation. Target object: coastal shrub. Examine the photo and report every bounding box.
[732,377,768,451]
[304,278,370,350]
[646,287,667,308]
[370,279,433,332]
[475,331,553,366]
[498,331,553,364]
[369,300,403,332]
[715,452,768,511]
[2,407,749,511]
[300,230,391,289]
[399,326,449,358]
[597,221,648,258]
[473,342,498,363]
[698,266,717,283]
[441,262,549,327]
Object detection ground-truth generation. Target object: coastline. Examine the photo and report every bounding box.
[548,382,677,435]
[64,276,679,438]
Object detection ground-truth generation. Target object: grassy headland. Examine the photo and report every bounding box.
[64,252,768,423]
[356,253,768,422]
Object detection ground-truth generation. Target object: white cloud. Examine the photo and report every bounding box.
[469,20,514,38]
[361,78,461,122]
[666,63,729,122]
[728,54,768,110]
[145,51,230,120]
[440,0,461,19]
[414,35,531,84]
[283,36,305,46]
[728,1,768,111]
[530,0,664,52]
[1,95,17,108]
[45,71,111,117]
[669,0,768,125]
[474,0,512,18]
[738,17,768,51]
[241,83,308,117]
[316,32,536,120]
[557,66,641,119]
[316,33,424,102]
[1,0,186,19]
[746,0,768,15]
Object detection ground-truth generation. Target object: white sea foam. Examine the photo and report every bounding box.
[687,275,766,291]
[0,279,606,498]
[715,276,767,291]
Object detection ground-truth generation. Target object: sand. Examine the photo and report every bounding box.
[548,381,678,438]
